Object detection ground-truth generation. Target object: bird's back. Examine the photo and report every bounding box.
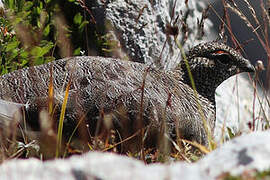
[0,56,215,146]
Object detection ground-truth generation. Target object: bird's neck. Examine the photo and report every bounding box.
[178,69,218,106]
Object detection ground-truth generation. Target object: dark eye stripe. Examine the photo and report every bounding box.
[215,54,231,65]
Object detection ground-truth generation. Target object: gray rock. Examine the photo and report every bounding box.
[97,0,214,69]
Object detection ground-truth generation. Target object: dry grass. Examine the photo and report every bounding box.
[0,0,270,169]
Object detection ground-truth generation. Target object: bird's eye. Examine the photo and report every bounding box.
[212,50,231,65]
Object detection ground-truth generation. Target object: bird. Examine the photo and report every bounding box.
[0,42,255,153]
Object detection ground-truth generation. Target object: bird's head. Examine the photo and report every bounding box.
[179,42,255,102]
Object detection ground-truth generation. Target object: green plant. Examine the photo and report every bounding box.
[0,0,91,75]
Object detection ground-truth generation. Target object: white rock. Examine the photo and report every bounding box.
[0,152,206,180]
[2,131,270,180]
[199,131,270,178]
[215,73,268,142]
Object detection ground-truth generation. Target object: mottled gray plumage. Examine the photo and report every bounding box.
[0,42,254,148]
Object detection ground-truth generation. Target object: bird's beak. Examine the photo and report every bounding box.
[243,63,255,73]
[239,59,255,73]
